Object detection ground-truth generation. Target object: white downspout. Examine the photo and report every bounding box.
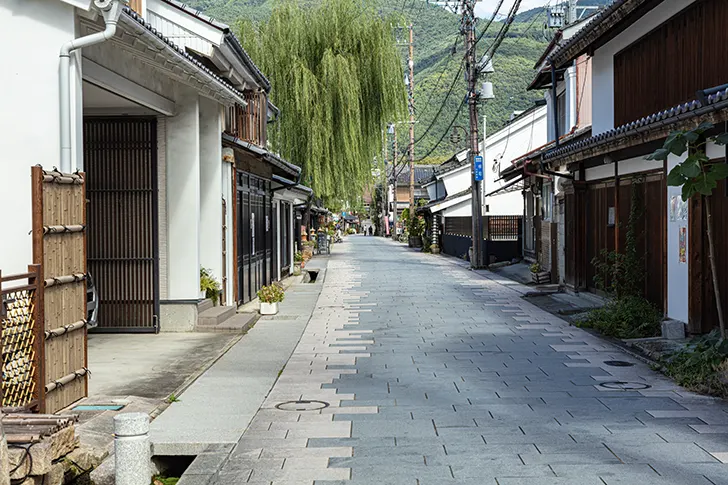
[59,0,125,173]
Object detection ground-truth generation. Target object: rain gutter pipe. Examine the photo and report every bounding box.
[59,0,125,173]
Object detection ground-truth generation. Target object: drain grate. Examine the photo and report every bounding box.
[603,360,635,367]
[72,404,126,411]
[599,381,651,390]
[275,400,330,411]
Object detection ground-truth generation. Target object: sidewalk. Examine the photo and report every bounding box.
[150,258,329,456]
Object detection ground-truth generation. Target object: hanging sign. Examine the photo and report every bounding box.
[474,156,484,182]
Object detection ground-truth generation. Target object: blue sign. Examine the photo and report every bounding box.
[474,155,484,182]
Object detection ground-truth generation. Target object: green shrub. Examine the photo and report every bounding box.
[199,268,221,305]
[662,330,728,397]
[576,295,661,339]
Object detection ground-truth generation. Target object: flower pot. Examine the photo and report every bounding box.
[260,302,279,315]
[412,236,423,248]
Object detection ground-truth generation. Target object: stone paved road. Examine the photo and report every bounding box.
[212,236,728,485]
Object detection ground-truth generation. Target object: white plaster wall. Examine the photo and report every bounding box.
[426,181,445,201]
[706,141,725,160]
[198,96,224,287]
[166,87,200,301]
[442,167,471,196]
[585,157,663,181]
[666,153,689,322]
[591,0,698,135]
[442,200,472,217]
[0,0,78,274]
[158,117,169,300]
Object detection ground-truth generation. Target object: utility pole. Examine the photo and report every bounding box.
[407,24,416,218]
[382,129,389,237]
[462,0,484,269]
[392,123,398,239]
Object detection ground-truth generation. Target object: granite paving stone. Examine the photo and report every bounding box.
[203,236,728,484]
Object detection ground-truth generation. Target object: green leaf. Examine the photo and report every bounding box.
[666,136,688,156]
[709,162,728,180]
[694,174,718,196]
[695,121,715,134]
[713,132,728,145]
[667,165,688,186]
[682,182,697,200]
[684,131,700,143]
[680,160,701,178]
[647,148,670,161]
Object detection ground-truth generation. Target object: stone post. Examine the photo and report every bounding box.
[431,215,440,254]
[114,413,151,485]
[0,413,9,485]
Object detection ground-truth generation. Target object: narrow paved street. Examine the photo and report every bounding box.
[213,236,728,485]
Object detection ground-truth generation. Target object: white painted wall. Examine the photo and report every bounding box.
[484,106,547,215]
[591,0,698,135]
[441,166,471,197]
[166,87,201,302]
[199,96,224,288]
[666,153,689,322]
[0,0,79,275]
[222,162,234,305]
[442,199,472,217]
[425,180,445,201]
[584,156,663,181]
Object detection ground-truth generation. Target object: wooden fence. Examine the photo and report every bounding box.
[0,266,44,411]
[32,167,88,413]
[444,216,522,241]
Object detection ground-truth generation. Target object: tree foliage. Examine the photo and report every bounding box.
[236,0,407,205]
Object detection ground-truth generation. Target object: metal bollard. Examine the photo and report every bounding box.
[114,413,151,485]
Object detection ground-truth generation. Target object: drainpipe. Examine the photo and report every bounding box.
[59,0,125,173]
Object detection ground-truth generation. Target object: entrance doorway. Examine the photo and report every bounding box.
[236,171,272,304]
[84,118,159,332]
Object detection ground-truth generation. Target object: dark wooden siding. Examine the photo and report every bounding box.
[689,173,728,334]
[614,0,728,127]
[582,173,665,310]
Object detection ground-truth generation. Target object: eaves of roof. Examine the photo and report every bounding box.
[222,133,301,178]
[543,88,728,163]
[160,0,271,92]
[501,125,592,178]
[122,7,246,105]
[549,0,662,69]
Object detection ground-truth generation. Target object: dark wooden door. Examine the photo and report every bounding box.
[84,118,158,333]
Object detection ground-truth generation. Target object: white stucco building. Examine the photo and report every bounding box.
[0,0,305,332]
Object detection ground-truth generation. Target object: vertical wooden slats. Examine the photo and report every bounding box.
[84,118,157,332]
[225,93,269,148]
[614,0,728,126]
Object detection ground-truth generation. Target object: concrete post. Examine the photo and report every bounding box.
[0,414,9,485]
[114,413,151,485]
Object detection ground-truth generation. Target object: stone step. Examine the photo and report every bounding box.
[197,305,236,327]
[197,298,214,314]
[195,312,257,334]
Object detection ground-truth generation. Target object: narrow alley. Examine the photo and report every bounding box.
[207,236,728,485]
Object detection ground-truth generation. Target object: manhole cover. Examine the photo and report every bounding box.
[599,381,651,390]
[603,360,635,367]
[275,400,330,411]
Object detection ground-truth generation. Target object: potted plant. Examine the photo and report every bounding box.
[529,262,550,284]
[258,283,285,315]
[407,215,425,248]
[294,251,303,274]
[200,268,221,305]
[302,240,315,261]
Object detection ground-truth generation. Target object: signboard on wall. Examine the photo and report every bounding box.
[474,156,484,182]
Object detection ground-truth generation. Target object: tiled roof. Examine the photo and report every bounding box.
[549,0,649,68]
[396,165,438,185]
[122,7,246,103]
[543,88,728,161]
[160,0,271,91]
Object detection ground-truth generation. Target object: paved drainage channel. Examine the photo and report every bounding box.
[275,400,329,411]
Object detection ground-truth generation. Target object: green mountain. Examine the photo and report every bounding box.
[183,0,600,164]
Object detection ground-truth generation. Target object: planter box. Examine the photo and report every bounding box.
[532,271,551,284]
[409,236,423,248]
[260,302,279,315]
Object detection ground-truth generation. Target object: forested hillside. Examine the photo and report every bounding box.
[184,0,608,164]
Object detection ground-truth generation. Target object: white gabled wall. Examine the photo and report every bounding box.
[0,0,79,275]
[199,96,224,288]
[591,0,698,135]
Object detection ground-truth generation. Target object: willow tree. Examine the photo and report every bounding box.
[237,0,407,205]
